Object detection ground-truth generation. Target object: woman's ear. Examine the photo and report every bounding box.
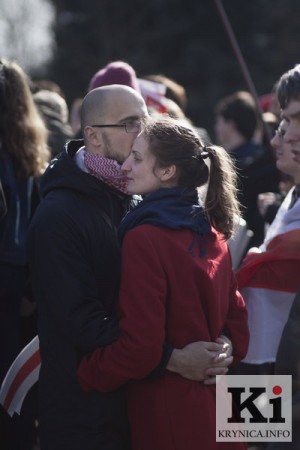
[160,164,177,182]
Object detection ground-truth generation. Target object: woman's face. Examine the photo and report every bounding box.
[214,115,233,148]
[121,133,165,195]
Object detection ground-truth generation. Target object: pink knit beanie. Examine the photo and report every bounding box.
[88,61,140,93]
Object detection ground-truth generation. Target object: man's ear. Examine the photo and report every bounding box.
[84,126,102,148]
[160,164,177,182]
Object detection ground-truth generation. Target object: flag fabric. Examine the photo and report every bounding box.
[237,187,300,292]
[235,229,300,365]
[138,78,169,114]
[0,335,40,416]
[235,191,300,365]
[236,228,300,292]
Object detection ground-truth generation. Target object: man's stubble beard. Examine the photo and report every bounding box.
[102,131,126,163]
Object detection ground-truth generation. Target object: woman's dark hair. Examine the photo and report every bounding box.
[0,58,50,179]
[142,117,240,240]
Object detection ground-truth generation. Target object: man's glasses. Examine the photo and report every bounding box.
[91,122,140,133]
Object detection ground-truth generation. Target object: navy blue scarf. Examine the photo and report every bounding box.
[118,187,211,256]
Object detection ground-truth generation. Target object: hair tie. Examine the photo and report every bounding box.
[193,146,210,162]
[201,151,209,160]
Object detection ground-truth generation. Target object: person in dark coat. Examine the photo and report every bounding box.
[28,85,233,450]
[265,63,300,450]
[27,85,148,450]
[265,288,300,450]
[0,58,50,450]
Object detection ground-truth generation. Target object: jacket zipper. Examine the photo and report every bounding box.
[14,196,20,245]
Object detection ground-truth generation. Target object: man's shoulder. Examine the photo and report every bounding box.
[31,188,116,242]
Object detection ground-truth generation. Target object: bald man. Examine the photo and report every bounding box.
[27,85,231,450]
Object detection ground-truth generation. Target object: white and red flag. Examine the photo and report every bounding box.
[237,188,300,292]
[138,78,169,114]
[235,190,300,365]
[236,228,300,293]
[235,229,300,365]
[0,335,40,416]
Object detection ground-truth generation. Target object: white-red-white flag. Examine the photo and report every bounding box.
[236,229,300,292]
[0,335,41,416]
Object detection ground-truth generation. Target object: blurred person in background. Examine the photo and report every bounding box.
[88,60,141,93]
[279,64,300,165]
[265,62,300,450]
[69,97,83,138]
[142,73,187,112]
[0,57,50,450]
[233,117,300,383]
[141,72,211,144]
[236,63,300,450]
[33,89,74,157]
[214,90,280,249]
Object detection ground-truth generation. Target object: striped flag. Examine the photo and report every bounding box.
[0,335,40,416]
[138,78,169,114]
[236,229,300,292]
[235,227,300,365]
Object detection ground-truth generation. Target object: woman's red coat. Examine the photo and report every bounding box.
[79,224,249,450]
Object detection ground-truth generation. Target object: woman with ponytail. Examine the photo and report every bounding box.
[78,117,249,450]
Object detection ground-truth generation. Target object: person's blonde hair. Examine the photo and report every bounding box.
[0,58,50,179]
[142,117,241,240]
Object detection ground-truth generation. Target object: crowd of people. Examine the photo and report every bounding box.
[0,55,300,450]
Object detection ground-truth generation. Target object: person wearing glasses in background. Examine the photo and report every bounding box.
[232,115,300,381]
[233,63,300,450]
[266,63,300,450]
[27,85,233,450]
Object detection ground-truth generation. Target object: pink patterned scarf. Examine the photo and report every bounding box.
[84,152,128,194]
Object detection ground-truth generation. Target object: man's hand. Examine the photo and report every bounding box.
[204,335,233,384]
[167,336,233,383]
